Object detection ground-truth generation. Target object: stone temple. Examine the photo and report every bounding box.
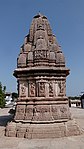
[6,13,81,138]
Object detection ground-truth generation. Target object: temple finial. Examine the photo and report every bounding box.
[38,11,42,17]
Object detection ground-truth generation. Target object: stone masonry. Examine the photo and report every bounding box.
[6,13,81,138]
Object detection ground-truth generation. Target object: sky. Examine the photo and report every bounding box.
[0,0,84,96]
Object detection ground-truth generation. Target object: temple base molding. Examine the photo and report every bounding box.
[6,120,81,139]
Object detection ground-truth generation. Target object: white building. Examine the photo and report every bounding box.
[5,92,12,106]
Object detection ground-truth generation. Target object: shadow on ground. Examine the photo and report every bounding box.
[0,112,13,127]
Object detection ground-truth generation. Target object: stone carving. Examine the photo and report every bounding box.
[60,106,66,113]
[51,106,58,120]
[29,29,33,42]
[33,33,48,60]
[28,52,33,61]
[45,83,49,97]
[50,51,55,60]
[49,81,60,97]
[6,13,80,139]
[34,50,47,59]
[33,105,51,121]
[36,36,47,49]
[20,83,26,97]
[49,82,53,97]
[17,53,26,67]
[54,82,60,97]
[59,80,66,95]
[15,105,25,120]
[60,106,68,119]
[24,43,31,52]
[34,30,48,45]
[25,105,33,120]
[39,82,45,97]
[29,82,35,97]
[37,17,45,30]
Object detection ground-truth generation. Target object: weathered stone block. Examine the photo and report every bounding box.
[25,105,33,120]
[66,120,81,136]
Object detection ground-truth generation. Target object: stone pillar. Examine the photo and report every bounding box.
[55,82,60,97]
[45,82,49,97]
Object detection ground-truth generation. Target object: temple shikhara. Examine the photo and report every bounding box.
[6,13,81,138]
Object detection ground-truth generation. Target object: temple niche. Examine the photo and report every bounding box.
[6,13,81,139]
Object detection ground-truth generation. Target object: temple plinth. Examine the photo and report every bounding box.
[6,13,81,138]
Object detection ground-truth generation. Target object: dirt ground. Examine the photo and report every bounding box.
[0,107,84,149]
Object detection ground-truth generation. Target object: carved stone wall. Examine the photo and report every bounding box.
[19,81,28,97]
[29,81,36,97]
[18,78,66,99]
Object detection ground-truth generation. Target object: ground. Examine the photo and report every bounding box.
[0,107,84,149]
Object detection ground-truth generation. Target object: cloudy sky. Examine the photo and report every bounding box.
[0,0,84,96]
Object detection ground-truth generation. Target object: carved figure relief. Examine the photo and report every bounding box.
[55,82,60,97]
[34,30,48,46]
[20,83,26,97]
[39,82,45,97]
[53,82,58,97]
[29,82,35,97]
[59,80,66,95]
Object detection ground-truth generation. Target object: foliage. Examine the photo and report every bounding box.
[0,82,6,108]
[68,96,80,100]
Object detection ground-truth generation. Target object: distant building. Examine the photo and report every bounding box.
[5,92,12,106]
[70,99,81,107]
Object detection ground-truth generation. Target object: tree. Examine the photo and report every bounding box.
[0,82,6,108]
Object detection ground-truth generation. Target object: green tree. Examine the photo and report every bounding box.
[0,82,6,108]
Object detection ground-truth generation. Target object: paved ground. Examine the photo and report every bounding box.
[0,107,84,149]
